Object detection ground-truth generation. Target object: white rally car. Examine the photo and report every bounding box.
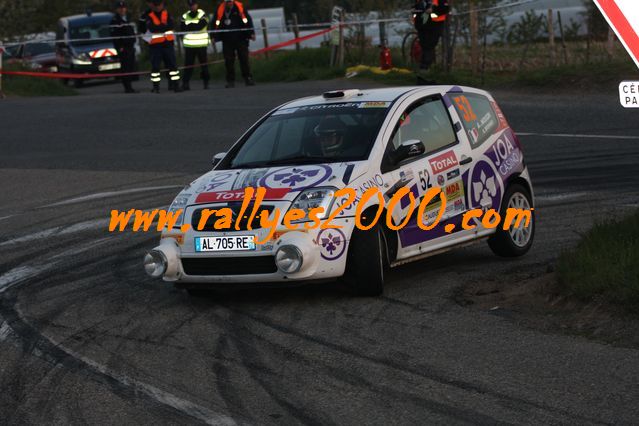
[144,86,534,296]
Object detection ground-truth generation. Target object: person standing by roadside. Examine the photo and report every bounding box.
[213,0,255,88]
[110,1,137,93]
[181,0,210,90]
[413,0,449,71]
[146,0,181,93]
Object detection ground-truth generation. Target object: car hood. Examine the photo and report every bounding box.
[180,162,371,206]
[26,52,57,66]
[71,42,115,55]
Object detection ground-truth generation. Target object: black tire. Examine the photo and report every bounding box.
[73,79,83,88]
[488,183,535,257]
[344,224,385,296]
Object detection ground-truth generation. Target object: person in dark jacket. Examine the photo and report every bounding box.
[213,0,255,88]
[413,0,450,70]
[110,1,137,93]
[181,0,210,90]
[145,0,181,93]
[137,1,152,34]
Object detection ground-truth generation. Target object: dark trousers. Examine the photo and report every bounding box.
[149,43,180,88]
[118,48,136,91]
[418,23,444,70]
[183,47,210,84]
[222,40,251,83]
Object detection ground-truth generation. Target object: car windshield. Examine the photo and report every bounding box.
[228,101,391,169]
[69,21,112,46]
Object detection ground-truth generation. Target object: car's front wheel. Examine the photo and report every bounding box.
[488,183,535,257]
[344,224,385,296]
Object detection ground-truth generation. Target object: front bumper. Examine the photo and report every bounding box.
[151,218,355,285]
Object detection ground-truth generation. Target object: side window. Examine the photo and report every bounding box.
[389,97,457,155]
[450,93,498,148]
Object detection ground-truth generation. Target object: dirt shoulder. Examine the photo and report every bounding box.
[456,267,639,350]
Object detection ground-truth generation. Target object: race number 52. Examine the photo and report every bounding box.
[454,95,477,122]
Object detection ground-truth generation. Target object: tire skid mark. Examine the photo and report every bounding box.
[0,232,242,425]
[207,306,510,425]
[226,307,609,425]
[0,297,238,425]
[224,307,339,426]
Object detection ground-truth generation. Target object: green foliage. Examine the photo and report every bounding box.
[557,210,639,313]
[507,10,545,44]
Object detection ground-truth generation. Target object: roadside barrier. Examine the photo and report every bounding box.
[0,0,539,48]
[0,27,333,80]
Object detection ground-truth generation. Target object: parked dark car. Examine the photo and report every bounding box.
[55,12,123,87]
[2,41,57,72]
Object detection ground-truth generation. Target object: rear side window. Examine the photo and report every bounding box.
[389,97,457,154]
[450,93,498,148]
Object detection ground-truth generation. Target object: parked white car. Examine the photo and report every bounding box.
[144,86,535,296]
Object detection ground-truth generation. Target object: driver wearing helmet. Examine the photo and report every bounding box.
[312,116,348,157]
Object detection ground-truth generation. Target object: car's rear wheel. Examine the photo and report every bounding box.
[344,224,385,296]
[488,183,535,257]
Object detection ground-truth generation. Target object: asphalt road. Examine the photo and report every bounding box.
[0,80,638,425]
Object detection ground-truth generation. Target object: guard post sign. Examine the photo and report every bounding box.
[593,0,639,108]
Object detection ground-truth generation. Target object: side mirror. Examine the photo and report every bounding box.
[212,152,226,167]
[393,139,425,164]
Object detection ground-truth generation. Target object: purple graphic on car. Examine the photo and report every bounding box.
[317,228,347,260]
[469,159,501,210]
[260,165,332,192]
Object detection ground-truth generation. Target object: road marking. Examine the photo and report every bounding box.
[41,185,183,208]
[0,216,13,221]
[0,205,167,247]
[0,246,239,425]
[518,132,639,140]
[0,321,12,342]
[0,266,43,294]
[0,218,110,248]
[535,192,591,201]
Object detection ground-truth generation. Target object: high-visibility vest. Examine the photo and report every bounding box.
[149,10,175,44]
[430,0,447,22]
[182,9,210,48]
[215,1,248,27]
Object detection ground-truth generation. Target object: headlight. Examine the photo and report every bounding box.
[143,250,167,278]
[288,187,336,223]
[275,245,303,274]
[167,194,190,227]
[72,53,92,65]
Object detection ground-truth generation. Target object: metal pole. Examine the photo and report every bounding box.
[557,11,568,64]
[0,42,4,99]
[548,9,555,66]
[607,26,615,57]
[379,21,386,48]
[470,1,479,74]
[338,10,345,67]
[292,13,300,51]
[261,18,269,59]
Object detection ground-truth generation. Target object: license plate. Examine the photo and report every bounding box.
[99,63,121,71]
[195,236,256,252]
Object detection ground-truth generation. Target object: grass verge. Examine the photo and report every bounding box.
[557,210,639,313]
[1,65,77,97]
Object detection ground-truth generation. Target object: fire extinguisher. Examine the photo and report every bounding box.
[379,39,392,70]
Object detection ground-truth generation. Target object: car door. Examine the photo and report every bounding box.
[380,94,474,260]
